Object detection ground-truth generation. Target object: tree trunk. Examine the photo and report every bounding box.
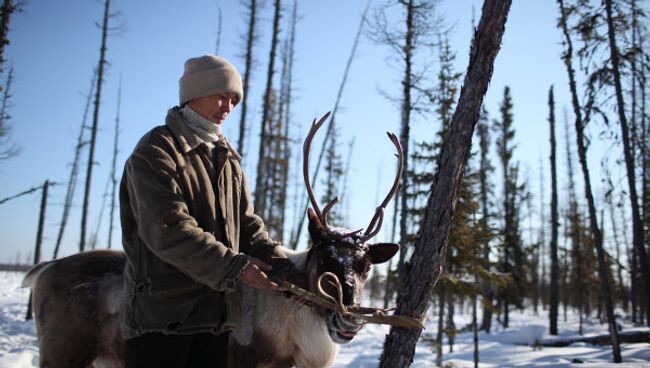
[604,0,650,327]
[549,85,559,335]
[379,1,512,365]
[435,290,445,367]
[557,0,622,361]
[80,0,110,252]
[53,71,96,259]
[107,79,121,249]
[237,0,257,157]
[254,0,281,214]
[25,180,49,321]
[396,0,414,282]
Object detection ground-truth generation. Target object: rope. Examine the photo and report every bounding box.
[277,272,425,330]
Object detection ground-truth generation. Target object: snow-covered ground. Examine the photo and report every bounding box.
[1,270,648,367]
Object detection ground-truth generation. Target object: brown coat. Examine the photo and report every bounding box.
[119,107,285,338]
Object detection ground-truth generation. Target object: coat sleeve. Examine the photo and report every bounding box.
[238,173,288,260]
[125,142,249,292]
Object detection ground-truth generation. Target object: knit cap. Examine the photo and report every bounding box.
[179,55,243,106]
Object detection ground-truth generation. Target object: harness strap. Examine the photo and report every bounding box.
[277,273,425,330]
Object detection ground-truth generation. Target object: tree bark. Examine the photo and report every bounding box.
[80,0,110,252]
[603,0,650,327]
[549,85,559,335]
[378,1,512,365]
[556,0,622,361]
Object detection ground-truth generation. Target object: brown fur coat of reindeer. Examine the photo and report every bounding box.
[23,112,403,368]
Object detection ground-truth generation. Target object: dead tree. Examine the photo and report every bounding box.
[379,1,512,365]
[53,71,97,259]
[556,0,621,361]
[289,2,369,249]
[25,179,50,321]
[549,85,559,335]
[107,78,121,249]
[215,5,222,55]
[369,0,439,281]
[254,0,281,215]
[80,0,110,252]
[237,0,259,156]
[603,0,650,326]
[0,64,18,161]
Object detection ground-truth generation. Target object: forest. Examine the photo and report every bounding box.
[0,0,649,366]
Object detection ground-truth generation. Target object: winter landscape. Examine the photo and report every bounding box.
[2,0,650,366]
[0,271,647,367]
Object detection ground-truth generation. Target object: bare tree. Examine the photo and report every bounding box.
[369,0,439,280]
[548,85,559,335]
[0,65,18,161]
[107,78,121,249]
[52,71,97,259]
[556,0,621,360]
[80,0,111,252]
[379,1,512,365]
[237,0,259,156]
[603,0,650,326]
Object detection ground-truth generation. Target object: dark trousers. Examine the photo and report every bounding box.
[125,332,229,368]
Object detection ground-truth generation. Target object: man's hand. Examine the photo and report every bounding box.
[240,258,278,290]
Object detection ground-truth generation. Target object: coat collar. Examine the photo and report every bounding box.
[165,106,242,161]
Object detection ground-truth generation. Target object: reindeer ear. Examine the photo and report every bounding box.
[368,243,399,264]
[307,208,327,245]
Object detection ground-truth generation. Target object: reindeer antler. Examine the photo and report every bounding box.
[303,112,403,241]
[303,111,337,230]
[361,132,403,243]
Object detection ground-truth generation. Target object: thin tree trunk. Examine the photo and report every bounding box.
[604,0,650,326]
[396,0,415,282]
[447,294,456,352]
[435,289,445,367]
[254,0,281,214]
[53,71,96,259]
[379,1,512,365]
[279,0,297,243]
[549,85,559,335]
[80,0,110,252]
[557,0,622,360]
[237,0,257,157]
[107,78,121,249]
[215,5,222,55]
[478,121,493,332]
[26,180,49,321]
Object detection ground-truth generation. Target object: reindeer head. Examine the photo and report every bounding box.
[302,112,402,343]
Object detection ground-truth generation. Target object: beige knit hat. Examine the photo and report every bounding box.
[178,55,243,106]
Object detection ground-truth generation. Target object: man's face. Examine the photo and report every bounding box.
[187,92,238,125]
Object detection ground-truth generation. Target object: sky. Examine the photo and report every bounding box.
[0,0,623,264]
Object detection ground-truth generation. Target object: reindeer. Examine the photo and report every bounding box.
[22,112,403,368]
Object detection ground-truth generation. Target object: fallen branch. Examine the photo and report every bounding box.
[539,330,649,347]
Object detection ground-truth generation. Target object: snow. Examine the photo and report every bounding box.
[0,271,648,367]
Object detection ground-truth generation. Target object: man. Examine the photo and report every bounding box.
[120,55,298,367]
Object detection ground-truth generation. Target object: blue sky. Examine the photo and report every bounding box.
[0,0,618,263]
